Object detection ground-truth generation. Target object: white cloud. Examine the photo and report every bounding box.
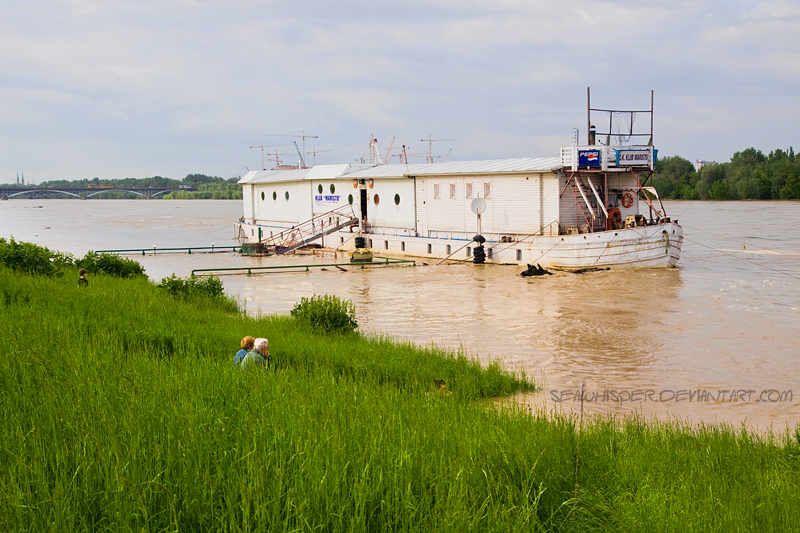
[1,0,798,180]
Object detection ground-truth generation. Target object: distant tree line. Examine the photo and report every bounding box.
[652,147,800,200]
[2,174,243,199]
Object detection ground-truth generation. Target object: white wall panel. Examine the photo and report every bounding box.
[253,182,312,224]
[243,184,253,219]
[541,173,560,235]
[367,178,416,231]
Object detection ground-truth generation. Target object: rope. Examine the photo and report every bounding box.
[487,220,560,255]
[680,224,799,258]
[591,233,617,266]
[529,240,562,265]
[683,236,800,281]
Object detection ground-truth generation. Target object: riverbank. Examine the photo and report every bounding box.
[1,264,799,531]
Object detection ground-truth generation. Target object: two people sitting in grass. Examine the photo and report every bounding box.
[234,336,271,369]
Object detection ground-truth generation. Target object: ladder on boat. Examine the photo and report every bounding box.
[259,205,359,254]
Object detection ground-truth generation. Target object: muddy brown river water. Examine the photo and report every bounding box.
[3,199,799,431]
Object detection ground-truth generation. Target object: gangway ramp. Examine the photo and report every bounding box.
[260,205,358,254]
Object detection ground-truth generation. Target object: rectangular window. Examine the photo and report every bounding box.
[467,247,472,257]
[516,249,522,261]
[434,184,440,198]
[466,183,473,198]
[449,183,456,198]
[401,241,405,251]
[446,244,452,255]
[484,183,491,198]
[427,243,432,254]
[385,240,389,250]
[488,247,493,259]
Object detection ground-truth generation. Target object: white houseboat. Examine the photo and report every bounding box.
[236,94,683,269]
[236,145,682,269]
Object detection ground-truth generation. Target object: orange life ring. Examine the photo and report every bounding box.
[607,207,622,231]
[368,179,374,189]
[621,192,635,208]
[353,179,358,188]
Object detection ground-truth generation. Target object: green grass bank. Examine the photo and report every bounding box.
[1,266,799,532]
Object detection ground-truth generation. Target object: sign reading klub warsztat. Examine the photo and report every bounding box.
[615,149,657,167]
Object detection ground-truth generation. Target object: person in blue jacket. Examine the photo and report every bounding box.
[241,338,270,369]
[234,336,255,366]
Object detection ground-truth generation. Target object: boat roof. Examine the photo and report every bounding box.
[343,157,563,178]
[238,164,363,185]
[238,157,563,185]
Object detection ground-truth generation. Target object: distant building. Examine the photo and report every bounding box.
[695,159,717,171]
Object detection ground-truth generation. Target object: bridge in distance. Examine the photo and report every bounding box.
[0,186,197,200]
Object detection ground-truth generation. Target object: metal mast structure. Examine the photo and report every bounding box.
[420,136,455,164]
[249,142,291,170]
[264,131,319,168]
[587,87,653,146]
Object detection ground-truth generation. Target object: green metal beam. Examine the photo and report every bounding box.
[191,257,416,276]
[94,246,241,255]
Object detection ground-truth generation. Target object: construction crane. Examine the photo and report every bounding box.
[381,136,396,165]
[307,148,332,166]
[293,141,306,168]
[420,135,455,164]
[266,149,300,170]
[249,142,291,170]
[264,131,319,164]
[392,145,426,164]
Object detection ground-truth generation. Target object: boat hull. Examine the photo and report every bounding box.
[237,221,683,269]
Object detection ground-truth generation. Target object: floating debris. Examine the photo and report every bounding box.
[520,263,552,277]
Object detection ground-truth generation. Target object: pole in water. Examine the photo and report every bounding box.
[211,242,215,253]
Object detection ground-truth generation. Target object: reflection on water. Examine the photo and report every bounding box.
[2,199,799,431]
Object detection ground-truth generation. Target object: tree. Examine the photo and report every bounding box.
[652,156,696,199]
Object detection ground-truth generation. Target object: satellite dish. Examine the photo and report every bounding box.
[470,197,486,215]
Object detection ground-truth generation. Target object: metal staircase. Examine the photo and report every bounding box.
[259,205,359,254]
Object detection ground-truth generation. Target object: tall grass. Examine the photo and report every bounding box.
[1,266,799,532]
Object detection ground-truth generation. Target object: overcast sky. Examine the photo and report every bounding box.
[1,0,798,183]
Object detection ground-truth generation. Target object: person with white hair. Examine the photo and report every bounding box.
[240,337,270,369]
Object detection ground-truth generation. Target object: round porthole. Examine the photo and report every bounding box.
[394,193,400,205]
[261,191,265,201]
[374,194,380,206]
[285,191,289,200]
[348,194,354,204]
[330,183,336,194]
[272,191,277,200]
[318,184,323,194]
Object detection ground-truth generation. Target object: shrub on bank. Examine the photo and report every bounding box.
[291,294,358,334]
[76,251,145,278]
[156,273,240,313]
[157,272,224,298]
[0,237,74,276]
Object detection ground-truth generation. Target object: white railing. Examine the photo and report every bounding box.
[561,145,656,171]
